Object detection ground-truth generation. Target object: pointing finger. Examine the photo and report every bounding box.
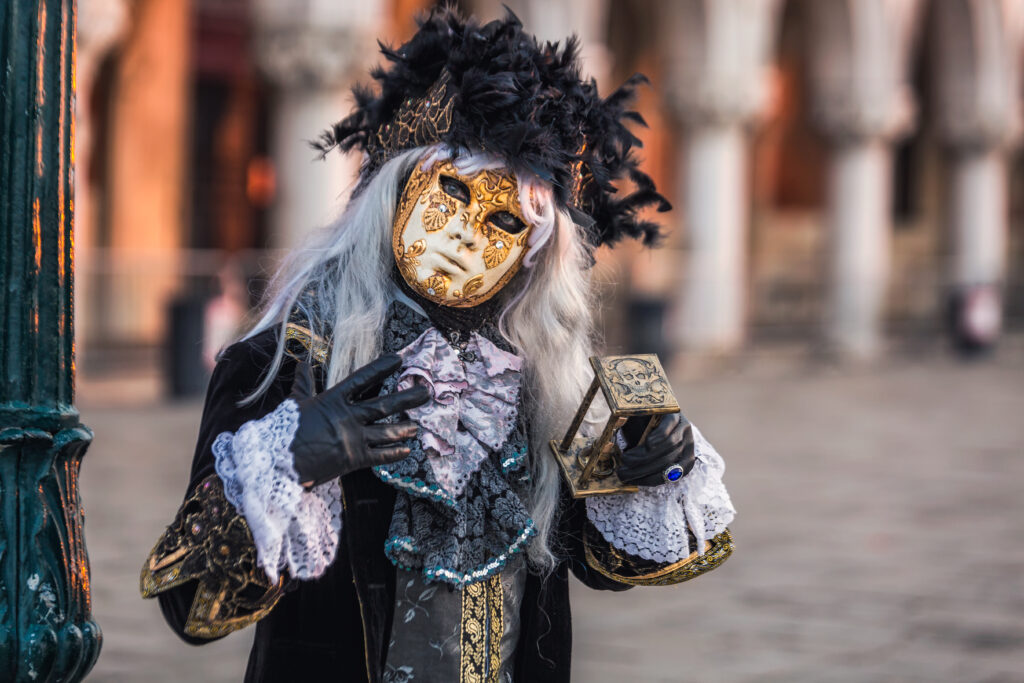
[356,386,431,422]
[338,353,404,398]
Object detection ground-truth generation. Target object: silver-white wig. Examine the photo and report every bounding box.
[241,145,596,571]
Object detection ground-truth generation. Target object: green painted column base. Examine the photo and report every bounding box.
[0,416,101,681]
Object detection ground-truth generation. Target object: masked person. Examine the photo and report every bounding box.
[140,8,735,683]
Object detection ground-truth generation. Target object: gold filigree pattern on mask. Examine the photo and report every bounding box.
[397,240,426,284]
[482,235,512,269]
[397,167,433,223]
[474,170,521,219]
[422,190,458,232]
[422,272,450,300]
[463,274,484,297]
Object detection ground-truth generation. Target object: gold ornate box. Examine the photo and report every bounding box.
[550,354,680,497]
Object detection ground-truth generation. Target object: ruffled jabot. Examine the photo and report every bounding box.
[373,301,535,587]
[397,327,522,497]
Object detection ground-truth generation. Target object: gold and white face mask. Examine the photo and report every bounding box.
[393,159,532,308]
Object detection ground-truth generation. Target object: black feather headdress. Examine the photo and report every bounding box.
[315,6,670,250]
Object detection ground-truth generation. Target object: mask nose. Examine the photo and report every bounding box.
[448,209,483,247]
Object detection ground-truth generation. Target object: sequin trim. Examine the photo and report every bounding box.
[500,446,527,474]
[374,465,458,508]
[384,521,536,588]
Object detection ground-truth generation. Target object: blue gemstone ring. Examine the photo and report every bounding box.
[663,464,685,484]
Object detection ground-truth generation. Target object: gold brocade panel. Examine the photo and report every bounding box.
[459,574,504,683]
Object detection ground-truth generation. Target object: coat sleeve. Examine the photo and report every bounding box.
[561,422,736,589]
[560,492,635,592]
[139,328,321,643]
[562,491,734,589]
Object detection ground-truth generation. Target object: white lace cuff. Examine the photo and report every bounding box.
[212,399,343,583]
[584,425,735,564]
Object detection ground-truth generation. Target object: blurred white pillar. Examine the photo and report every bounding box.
[679,125,748,350]
[253,1,385,249]
[665,0,781,353]
[948,150,1007,286]
[931,0,1024,347]
[825,140,892,356]
[268,89,359,248]
[806,0,922,359]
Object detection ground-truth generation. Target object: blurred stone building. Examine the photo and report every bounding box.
[74,0,1024,385]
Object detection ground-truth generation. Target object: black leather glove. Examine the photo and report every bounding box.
[289,354,429,487]
[616,413,696,488]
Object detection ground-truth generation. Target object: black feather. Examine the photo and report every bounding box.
[312,5,670,250]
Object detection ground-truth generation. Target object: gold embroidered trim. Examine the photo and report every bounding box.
[584,528,734,587]
[459,575,503,683]
[486,575,502,678]
[285,323,329,365]
[140,475,284,638]
[369,70,456,167]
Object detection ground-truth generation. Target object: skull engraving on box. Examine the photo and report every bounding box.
[607,357,669,405]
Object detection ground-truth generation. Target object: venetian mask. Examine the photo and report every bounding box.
[393,159,533,307]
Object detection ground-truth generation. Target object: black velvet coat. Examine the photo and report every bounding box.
[155,328,631,683]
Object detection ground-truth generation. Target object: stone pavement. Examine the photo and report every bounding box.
[77,343,1024,682]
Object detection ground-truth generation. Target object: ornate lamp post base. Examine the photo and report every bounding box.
[0,417,101,681]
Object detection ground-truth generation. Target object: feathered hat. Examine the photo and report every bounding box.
[314,5,670,250]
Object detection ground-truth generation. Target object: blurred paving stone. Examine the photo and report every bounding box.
[572,344,1024,682]
[75,344,1024,681]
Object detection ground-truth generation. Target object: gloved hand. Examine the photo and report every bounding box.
[288,354,430,487]
[616,413,696,488]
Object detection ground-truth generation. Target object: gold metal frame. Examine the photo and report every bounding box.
[551,354,680,497]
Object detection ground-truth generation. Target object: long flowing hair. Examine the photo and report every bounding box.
[241,146,595,571]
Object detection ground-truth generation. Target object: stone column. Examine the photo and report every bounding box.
[665,0,782,353]
[104,0,189,343]
[0,1,101,678]
[931,0,1024,350]
[252,1,385,249]
[74,0,128,349]
[806,0,922,359]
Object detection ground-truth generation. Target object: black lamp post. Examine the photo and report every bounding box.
[0,1,102,679]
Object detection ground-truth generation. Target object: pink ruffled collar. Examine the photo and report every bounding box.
[397,327,522,497]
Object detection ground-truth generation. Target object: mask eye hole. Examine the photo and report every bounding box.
[439,175,471,204]
[487,211,527,234]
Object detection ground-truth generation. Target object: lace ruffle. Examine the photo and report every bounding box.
[584,425,735,564]
[212,399,343,583]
